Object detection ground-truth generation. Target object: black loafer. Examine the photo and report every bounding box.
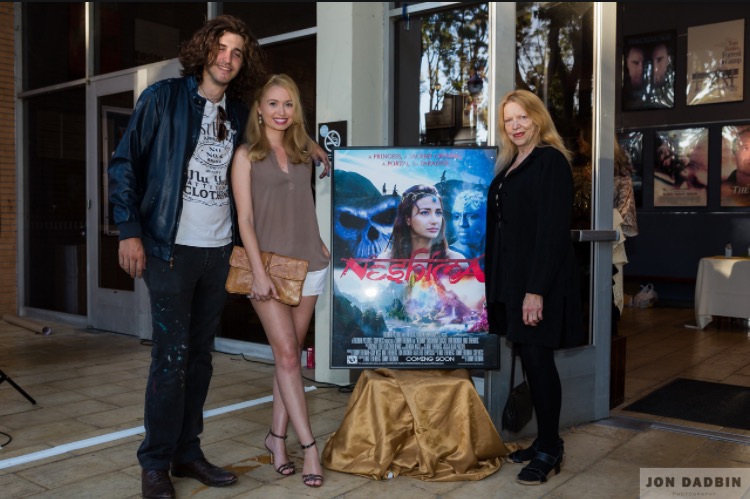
[141,469,175,499]
[171,458,237,487]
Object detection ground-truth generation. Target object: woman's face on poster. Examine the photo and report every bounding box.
[407,197,443,240]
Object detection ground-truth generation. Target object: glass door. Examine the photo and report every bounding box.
[86,62,182,337]
[86,73,140,335]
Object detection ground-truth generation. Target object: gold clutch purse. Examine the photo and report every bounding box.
[225,246,308,306]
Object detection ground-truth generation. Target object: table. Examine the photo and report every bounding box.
[695,256,750,329]
[321,368,507,481]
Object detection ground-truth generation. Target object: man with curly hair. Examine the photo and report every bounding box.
[108,15,327,499]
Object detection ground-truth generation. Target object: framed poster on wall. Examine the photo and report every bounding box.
[687,19,744,106]
[720,125,750,207]
[653,128,709,207]
[330,147,499,369]
[622,31,675,111]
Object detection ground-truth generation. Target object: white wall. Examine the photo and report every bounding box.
[314,2,387,384]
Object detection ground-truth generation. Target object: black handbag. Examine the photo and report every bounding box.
[502,345,533,432]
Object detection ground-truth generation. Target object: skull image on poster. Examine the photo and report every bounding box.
[333,171,399,260]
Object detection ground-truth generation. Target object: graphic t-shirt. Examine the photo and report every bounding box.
[175,97,234,247]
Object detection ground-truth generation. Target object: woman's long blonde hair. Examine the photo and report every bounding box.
[496,89,572,170]
[245,74,312,164]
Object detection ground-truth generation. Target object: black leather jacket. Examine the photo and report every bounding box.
[108,75,249,263]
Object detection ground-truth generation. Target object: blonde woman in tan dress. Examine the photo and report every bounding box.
[231,74,330,488]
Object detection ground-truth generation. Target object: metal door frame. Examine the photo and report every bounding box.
[484,2,618,432]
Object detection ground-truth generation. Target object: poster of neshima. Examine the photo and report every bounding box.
[653,128,708,207]
[686,19,744,106]
[330,147,499,369]
[720,125,750,207]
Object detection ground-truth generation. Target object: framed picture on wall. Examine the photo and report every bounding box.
[617,131,644,208]
[622,31,675,111]
[687,19,744,106]
[653,128,708,207]
[720,125,750,207]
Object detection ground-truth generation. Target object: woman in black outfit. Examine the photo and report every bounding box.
[485,90,584,485]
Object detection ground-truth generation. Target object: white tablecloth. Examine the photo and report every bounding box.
[695,257,750,329]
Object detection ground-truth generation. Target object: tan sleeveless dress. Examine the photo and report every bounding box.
[250,152,329,271]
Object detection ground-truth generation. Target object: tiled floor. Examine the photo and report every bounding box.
[1,306,749,498]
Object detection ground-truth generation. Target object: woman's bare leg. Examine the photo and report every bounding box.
[252,296,321,485]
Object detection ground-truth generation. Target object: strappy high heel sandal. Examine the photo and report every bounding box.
[300,440,323,488]
[264,430,295,476]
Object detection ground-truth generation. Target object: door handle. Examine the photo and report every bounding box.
[570,230,619,242]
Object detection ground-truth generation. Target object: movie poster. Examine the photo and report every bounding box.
[687,19,744,106]
[653,128,709,207]
[330,147,499,369]
[622,31,675,111]
[617,131,644,207]
[721,125,750,207]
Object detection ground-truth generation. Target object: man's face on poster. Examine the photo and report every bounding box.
[626,47,645,87]
[452,192,485,247]
[652,43,670,87]
[734,131,750,180]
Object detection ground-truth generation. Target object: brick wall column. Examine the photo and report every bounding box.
[0,3,17,315]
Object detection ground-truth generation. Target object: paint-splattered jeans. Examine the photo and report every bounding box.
[137,243,232,470]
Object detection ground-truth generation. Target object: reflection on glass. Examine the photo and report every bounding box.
[26,88,88,314]
[420,4,489,146]
[23,3,85,90]
[516,2,593,142]
[94,3,205,75]
[222,3,316,40]
[394,3,489,147]
[517,2,594,344]
[99,92,135,292]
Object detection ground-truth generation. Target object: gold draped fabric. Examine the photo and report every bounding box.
[322,368,508,481]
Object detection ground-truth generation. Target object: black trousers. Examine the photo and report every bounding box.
[137,243,232,470]
[518,343,563,454]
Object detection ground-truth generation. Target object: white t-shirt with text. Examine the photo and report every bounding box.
[175,97,235,247]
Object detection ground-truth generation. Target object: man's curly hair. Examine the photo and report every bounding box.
[179,15,267,102]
